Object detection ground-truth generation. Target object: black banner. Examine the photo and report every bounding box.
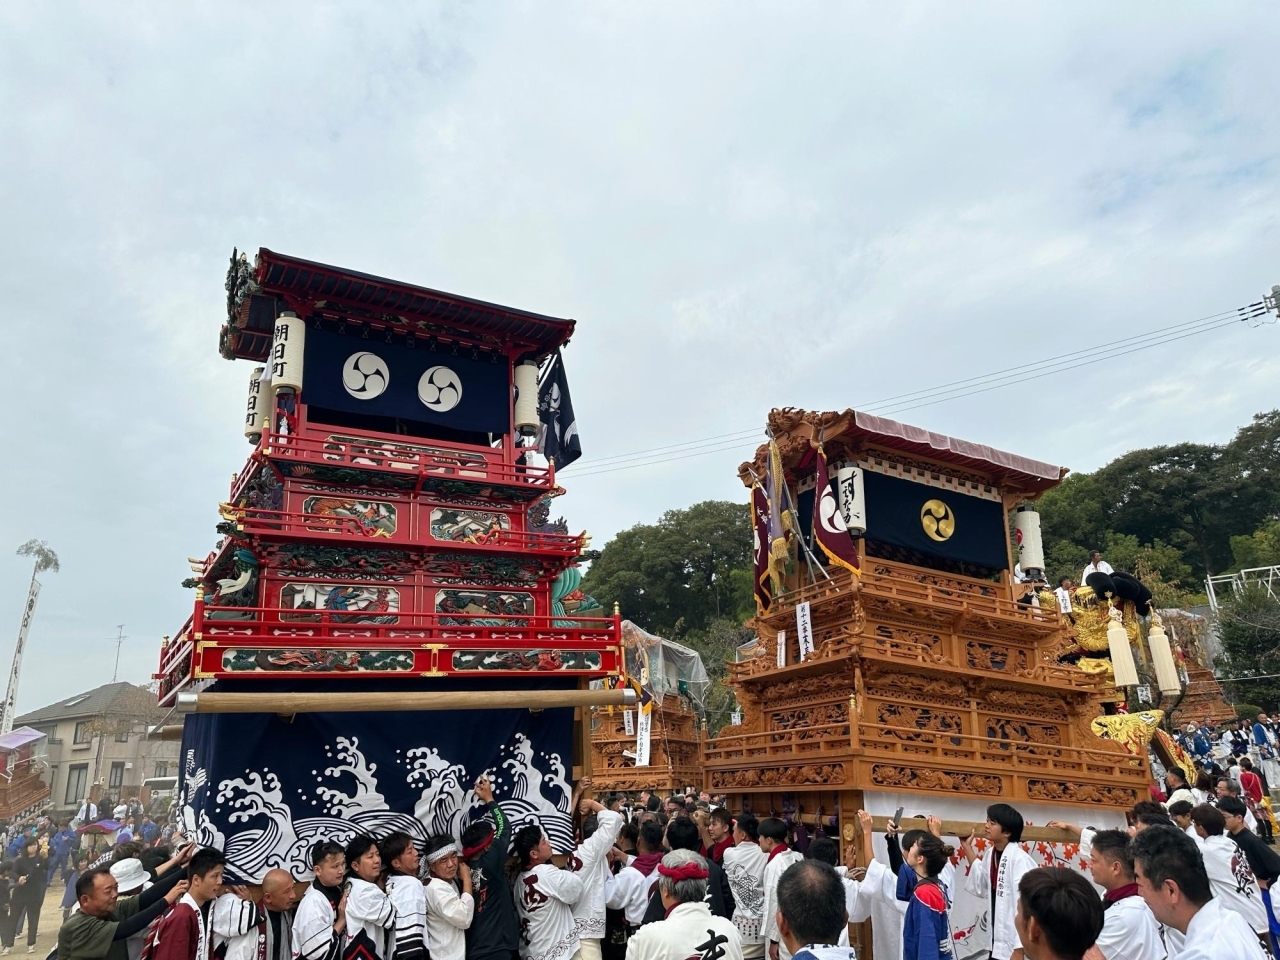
[304,327,511,434]
[862,471,1008,569]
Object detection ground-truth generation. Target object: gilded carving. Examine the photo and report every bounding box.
[871,764,1002,795]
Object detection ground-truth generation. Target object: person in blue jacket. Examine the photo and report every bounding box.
[899,834,953,960]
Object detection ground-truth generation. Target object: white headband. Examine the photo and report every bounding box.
[426,842,460,864]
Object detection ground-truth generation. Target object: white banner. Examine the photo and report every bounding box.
[635,708,652,766]
[776,629,787,667]
[2,579,40,734]
[623,709,635,736]
[796,601,814,661]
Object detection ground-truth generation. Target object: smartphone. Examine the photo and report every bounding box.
[891,806,904,829]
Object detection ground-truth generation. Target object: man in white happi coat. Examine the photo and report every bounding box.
[624,851,742,960]
[1012,868,1104,960]
[1131,825,1267,960]
[1188,803,1269,938]
[567,786,623,960]
[606,822,666,931]
[757,819,802,960]
[721,816,767,960]
[213,869,298,960]
[513,823,584,960]
[772,860,854,960]
[961,803,1036,960]
[1078,828,1165,960]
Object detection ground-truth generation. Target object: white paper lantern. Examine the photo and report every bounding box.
[836,465,866,536]
[1148,613,1182,695]
[243,366,267,442]
[513,360,539,436]
[1012,505,1045,580]
[269,312,305,393]
[1107,606,1139,688]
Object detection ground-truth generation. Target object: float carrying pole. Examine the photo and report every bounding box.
[176,687,637,714]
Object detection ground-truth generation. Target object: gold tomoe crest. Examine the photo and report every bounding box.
[920,499,955,541]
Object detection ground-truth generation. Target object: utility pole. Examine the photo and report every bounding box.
[110,625,127,683]
[3,540,60,735]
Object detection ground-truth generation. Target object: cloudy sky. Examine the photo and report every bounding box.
[1,3,1278,712]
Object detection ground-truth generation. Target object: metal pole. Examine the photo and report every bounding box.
[1,568,41,735]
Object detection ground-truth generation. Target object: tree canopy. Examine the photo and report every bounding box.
[581,500,753,637]
[1039,409,1280,591]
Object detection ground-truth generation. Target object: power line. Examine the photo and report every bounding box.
[565,304,1254,471]
[566,301,1269,479]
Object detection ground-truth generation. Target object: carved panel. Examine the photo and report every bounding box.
[982,688,1069,718]
[765,674,853,704]
[870,563,1000,598]
[772,701,849,731]
[870,623,945,662]
[966,640,1034,675]
[710,763,845,788]
[865,671,968,706]
[871,764,1003,795]
[877,703,965,741]
[984,716,1063,755]
[1026,780,1139,806]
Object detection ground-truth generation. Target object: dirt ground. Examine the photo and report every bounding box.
[9,891,71,957]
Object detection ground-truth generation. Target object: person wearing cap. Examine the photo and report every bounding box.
[425,835,474,960]
[461,775,519,960]
[623,851,742,960]
[108,859,154,960]
[566,781,624,960]
[57,843,195,960]
[214,869,299,960]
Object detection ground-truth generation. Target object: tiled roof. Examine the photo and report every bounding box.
[16,682,160,725]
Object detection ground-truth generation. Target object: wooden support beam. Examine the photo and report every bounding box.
[176,688,636,715]
[868,816,1082,844]
[147,725,185,741]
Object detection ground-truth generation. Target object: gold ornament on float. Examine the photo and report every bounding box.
[920,499,955,541]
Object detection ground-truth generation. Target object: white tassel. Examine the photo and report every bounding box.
[1108,605,1139,688]
[1148,612,1182,695]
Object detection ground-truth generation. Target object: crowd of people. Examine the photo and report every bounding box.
[36,765,1280,960]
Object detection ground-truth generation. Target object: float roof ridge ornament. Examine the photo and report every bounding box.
[739,407,1068,496]
[221,247,576,362]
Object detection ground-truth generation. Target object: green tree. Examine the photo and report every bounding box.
[1230,520,1280,570]
[1216,587,1280,710]
[582,500,751,636]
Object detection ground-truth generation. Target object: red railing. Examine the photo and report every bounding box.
[223,507,584,555]
[195,604,621,645]
[257,433,556,490]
